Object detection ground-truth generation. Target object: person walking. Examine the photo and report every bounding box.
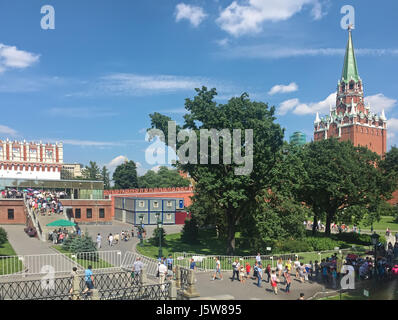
[108,233,113,247]
[69,267,81,300]
[96,233,102,249]
[212,257,223,281]
[239,265,246,284]
[294,257,301,279]
[82,265,94,296]
[277,258,283,278]
[256,253,261,266]
[132,257,144,278]
[190,258,197,271]
[231,259,240,282]
[270,270,278,295]
[158,261,168,290]
[265,264,271,283]
[257,264,263,287]
[283,266,291,294]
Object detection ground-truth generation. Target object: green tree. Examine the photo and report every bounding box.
[101,166,111,190]
[298,138,394,236]
[113,160,139,189]
[138,166,190,188]
[0,227,8,246]
[81,161,101,180]
[149,87,284,254]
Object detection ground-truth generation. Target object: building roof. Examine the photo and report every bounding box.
[341,28,360,83]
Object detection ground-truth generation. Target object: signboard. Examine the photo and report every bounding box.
[192,256,204,262]
[363,290,369,297]
[266,247,272,251]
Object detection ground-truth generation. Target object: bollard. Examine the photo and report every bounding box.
[169,280,177,300]
[183,269,200,299]
[140,267,147,296]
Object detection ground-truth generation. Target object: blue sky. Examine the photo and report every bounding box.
[0,0,397,177]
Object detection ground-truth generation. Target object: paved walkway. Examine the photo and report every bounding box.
[194,272,327,300]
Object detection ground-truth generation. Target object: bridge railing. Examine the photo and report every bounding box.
[0,270,170,300]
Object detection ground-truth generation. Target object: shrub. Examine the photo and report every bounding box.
[0,227,8,246]
[150,227,167,246]
[181,218,200,244]
[63,233,98,261]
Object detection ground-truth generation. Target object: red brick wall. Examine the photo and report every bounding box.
[60,199,112,223]
[0,200,26,224]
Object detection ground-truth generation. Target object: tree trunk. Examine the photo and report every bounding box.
[226,210,236,255]
[325,213,332,236]
[312,215,318,236]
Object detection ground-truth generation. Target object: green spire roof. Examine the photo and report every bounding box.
[341,29,359,83]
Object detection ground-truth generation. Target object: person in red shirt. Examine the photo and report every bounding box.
[245,262,251,278]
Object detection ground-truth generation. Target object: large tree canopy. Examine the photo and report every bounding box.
[298,138,395,235]
[138,166,191,188]
[112,160,139,189]
[149,87,284,254]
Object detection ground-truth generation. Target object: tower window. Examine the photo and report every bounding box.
[349,81,355,90]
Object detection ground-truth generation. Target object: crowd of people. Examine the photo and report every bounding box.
[206,245,398,296]
[26,190,65,216]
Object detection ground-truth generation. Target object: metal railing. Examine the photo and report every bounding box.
[0,250,123,278]
[0,271,170,300]
[173,247,367,272]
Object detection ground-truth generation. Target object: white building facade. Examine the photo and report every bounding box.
[0,139,63,180]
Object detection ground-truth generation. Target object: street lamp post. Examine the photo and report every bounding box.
[156,212,163,259]
[371,232,380,279]
[139,214,144,246]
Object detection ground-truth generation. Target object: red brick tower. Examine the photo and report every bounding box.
[314,28,387,157]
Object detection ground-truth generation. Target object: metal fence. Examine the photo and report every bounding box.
[173,247,367,272]
[0,271,170,300]
[0,250,123,278]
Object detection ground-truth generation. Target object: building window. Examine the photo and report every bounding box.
[167,201,173,207]
[139,201,145,208]
[153,201,159,208]
[86,208,92,219]
[8,209,14,220]
[75,208,81,219]
[99,208,105,219]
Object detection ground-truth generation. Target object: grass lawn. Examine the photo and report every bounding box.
[359,216,398,232]
[0,241,24,275]
[52,245,114,270]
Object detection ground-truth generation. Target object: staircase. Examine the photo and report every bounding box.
[23,195,45,242]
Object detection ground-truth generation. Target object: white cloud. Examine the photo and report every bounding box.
[175,3,207,27]
[215,38,230,47]
[278,92,397,117]
[216,0,323,37]
[48,107,119,118]
[364,94,397,113]
[0,125,18,136]
[220,45,398,59]
[107,155,128,171]
[99,73,208,96]
[277,98,300,116]
[150,165,174,173]
[268,82,298,95]
[62,139,123,147]
[0,44,39,72]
